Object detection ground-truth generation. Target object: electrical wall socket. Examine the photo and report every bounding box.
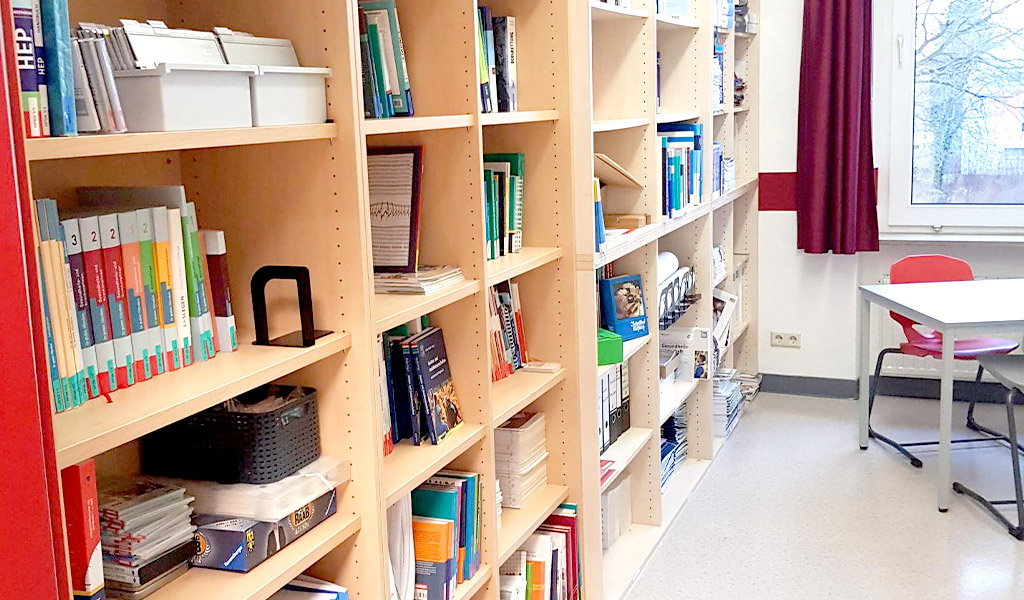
[770,331,802,348]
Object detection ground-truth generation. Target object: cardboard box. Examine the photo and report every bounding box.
[191,488,337,572]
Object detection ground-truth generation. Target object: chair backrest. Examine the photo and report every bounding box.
[889,255,974,343]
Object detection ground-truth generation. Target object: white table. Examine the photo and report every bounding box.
[859,278,1024,511]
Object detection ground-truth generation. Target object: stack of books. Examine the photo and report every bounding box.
[99,480,196,598]
[499,504,582,600]
[374,266,465,295]
[477,7,518,113]
[488,281,530,381]
[661,404,688,486]
[713,368,745,437]
[409,471,484,600]
[378,323,464,455]
[601,474,632,549]
[358,0,414,118]
[660,438,678,488]
[712,141,724,198]
[735,371,763,402]
[270,576,350,600]
[494,412,549,509]
[658,123,704,218]
[34,188,237,414]
[483,153,525,260]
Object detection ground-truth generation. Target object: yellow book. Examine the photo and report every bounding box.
[150,207,179,371]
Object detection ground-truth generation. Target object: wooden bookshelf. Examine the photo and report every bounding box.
[598,428,654,493]
[362,114,475,135]
[480,110,560,127]
[491,368,567,427]
[373,280,483,333]
[590,1,649,21]
[381,423,488,507]
[484,247,563,286]
[497,484,571,563]
[454,565,494,600]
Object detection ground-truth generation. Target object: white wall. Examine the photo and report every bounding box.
[755,0,1024,384]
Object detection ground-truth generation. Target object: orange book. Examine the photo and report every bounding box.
[412,516,454,600]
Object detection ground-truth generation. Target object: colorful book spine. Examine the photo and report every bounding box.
[61,460,105,600]
[167,208,193,367]
[37,245,64,411]
[39,0,77,135]
[12,0,42,137]
[98,213,134,389]
[181,203,213,361]
[30,0,50,136]
[117,211,152,382]
[36,202,70,407]
[197,232,222,354]
[42,199,85,406]
[61,217,100,399]
[202,229,236,352]
[78,215,117,393]
[150,207,179,371]
[134,208,164,374]
[475,9,491,112]
[480,7,498,114]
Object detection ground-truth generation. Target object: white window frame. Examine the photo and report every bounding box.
[874,0,1024,235]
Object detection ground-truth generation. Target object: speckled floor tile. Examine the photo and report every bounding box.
[624,393,1024,600]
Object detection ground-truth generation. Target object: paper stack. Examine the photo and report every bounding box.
[660,404,688,488]
[713,369,744,437]
[99,480,196,598]
[374,266,465,295]
[494,412,548,509]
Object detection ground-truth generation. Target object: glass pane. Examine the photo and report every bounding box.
[913,0,1024,204]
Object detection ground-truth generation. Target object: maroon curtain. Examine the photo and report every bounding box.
[795,0,879,254]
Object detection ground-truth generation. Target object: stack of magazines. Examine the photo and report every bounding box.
[374,265,465,295]
[100,480,196,598]
[660,403,688,487]
[713,369,745,437]
[494,412,548,510]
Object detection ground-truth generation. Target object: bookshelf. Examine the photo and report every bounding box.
[11,0,758,598]
[572,1,761,599]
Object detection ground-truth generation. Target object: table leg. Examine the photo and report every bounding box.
[859,295,871,449]
[938,332,954,512]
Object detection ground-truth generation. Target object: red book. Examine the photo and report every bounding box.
[78,216,117,394]
[98,213,134,389]
[61,461,104,600]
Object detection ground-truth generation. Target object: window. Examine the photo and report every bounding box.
[879,0,1024,230]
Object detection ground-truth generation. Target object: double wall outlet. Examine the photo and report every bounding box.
[770,331,802,348]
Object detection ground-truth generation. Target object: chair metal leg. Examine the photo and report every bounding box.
[953,389,1024,540]
[965,365,1024,454]
[867,348,924,468]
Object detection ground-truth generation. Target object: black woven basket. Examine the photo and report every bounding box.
[142,384,320,484]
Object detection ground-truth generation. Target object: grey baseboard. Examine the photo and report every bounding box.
[760,373,1013,403]
[760,374,859,399]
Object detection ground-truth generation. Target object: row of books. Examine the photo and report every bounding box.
[499,504,582,600]
[484,153,525,260]
[659,122,705,219]
[35,187,236,413]
[358,0,414,118]
[495,412,548,509]
[377,321,465,456]
[713,41,725,112]
[601,474,632,549]
[488,282,531,381]
[476,7,518,114]
[711,142,736,199]
[660,404,688,488]
[12,0,63,137]
[597,362,631,455]
[713,369,744,438]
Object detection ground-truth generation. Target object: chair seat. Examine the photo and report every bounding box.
[900,337,1019,359]
[977,355,1024,392]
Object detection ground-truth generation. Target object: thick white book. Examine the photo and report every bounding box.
[166,208,193,367]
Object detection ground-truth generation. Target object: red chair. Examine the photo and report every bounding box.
[867,255,1021,467]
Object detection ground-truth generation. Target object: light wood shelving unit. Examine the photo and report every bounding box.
[571,2,760,600]
[20,0,758,598]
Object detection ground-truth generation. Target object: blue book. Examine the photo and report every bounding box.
[438,470,481,578]
[479,7,497,111]
[599,274,649,341]
[660,123,704,203]
[410,327,463,444]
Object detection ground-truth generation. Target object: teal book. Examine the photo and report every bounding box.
[360,0,414,116]
[437,470,481,579]
[412,484,461,593]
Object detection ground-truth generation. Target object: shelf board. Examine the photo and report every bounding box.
[146,513,361,600]
[454,564,493,600]
[374,279,482,333]
[497,484,571,564]
[484,247,563,286]
[655,14,700,30]
[363,114,474,135]
[599,427,654,493]
[26,124,338,161]
[734,105,751,114]
[591,1,649,21]
[713,268,728,288]
[597,335,650,379]
[492,368,567,427]
[52,331,352,469]
[580,202,710,270]
[712,109,728,117]
[655,111,700,124]
[382,423,487,506]
[715,26,732,35]
[711,177,759,211]
[480,110,560,127]
[592,117,649,133]
[734,319,751,340]
[659,377,700,424]
[735,31,756,39]
[601,458,711,600]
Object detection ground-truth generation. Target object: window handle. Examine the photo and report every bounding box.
[897,34,905,66]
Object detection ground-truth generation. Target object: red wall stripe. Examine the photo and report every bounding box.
[758,172,797,211]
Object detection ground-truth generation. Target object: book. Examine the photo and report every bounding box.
[357,11,382,118]
[36,203,69,410]
[62,461,105,600]
[409,327,463,444]
[40,200,86,407]
[599,274,649,341]
[412,484,461,593]
[475,9,491,112]
[368,147,424,272]
[492,16,517,112]
[166,208,193,367]
[374,265,464,295]
[151,207,179,370]
[364,16,394,118]
[39,0,76,135]
[30,0,50,137]
[13,0,43,137]
[410,516,453,600]
[117,211,152,382]
[436,470,482,581]
[71,39,100,132]
[182,203,213,361]
[78,215,117,393]
[37,246,64,411]
[483,153,524,254]
[376,333,394,456]
[61,217,100,398]
[480,7,498,114]
[77,38,114,132]
[98,212,135,388]
[93,35,126,131]
[135,209,165,374]
[198,231,231,353]
[360,1,413,116]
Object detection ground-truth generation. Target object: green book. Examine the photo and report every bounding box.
[484,153,524,252]
[366,21,393,117]
[483,169,493,259]
[360,1,414,116]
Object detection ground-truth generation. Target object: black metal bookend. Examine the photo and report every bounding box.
[251,266,332,348]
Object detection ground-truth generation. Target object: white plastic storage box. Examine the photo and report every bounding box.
[249,66,332,126]
[114,63,258,132]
